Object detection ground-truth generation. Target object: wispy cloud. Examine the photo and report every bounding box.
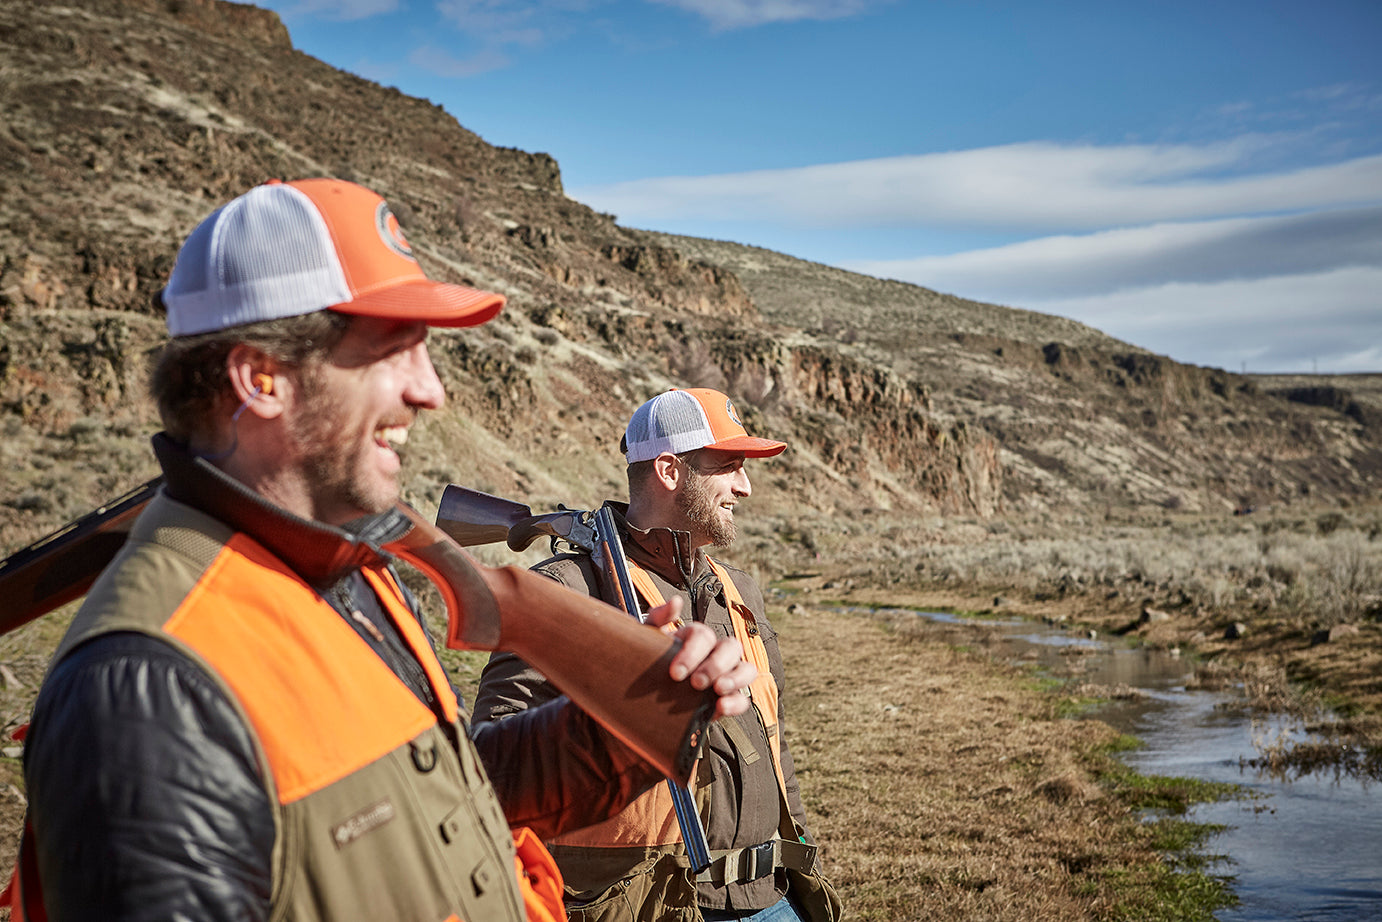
[412,0,596,78]
[837,208,1382,374]
[1027,267,1382,374]
[275,0,398,20]
[435,0,596,43]
[570,136,1382,373]
[845,207,1382,301]
[408,45,512,78]
[571,140,1382,231]
[647,0,877,29]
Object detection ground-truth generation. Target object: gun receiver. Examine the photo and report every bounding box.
[437,484,714,872]
[391,504,712,784]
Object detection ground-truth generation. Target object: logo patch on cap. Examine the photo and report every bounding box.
[375,201,414,260]
[726,398,743,428]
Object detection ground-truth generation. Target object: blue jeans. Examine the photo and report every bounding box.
[701,896,805,922]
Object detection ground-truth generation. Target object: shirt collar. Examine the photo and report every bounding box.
[152,432,408,588]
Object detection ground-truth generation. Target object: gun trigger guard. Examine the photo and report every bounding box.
[674,693,717,782]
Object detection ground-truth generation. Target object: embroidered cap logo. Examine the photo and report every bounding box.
[375,200,413,260]
[725,397,743,429]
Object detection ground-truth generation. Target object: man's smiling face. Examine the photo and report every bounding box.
[675,449,751,549]
[286,316,444,525]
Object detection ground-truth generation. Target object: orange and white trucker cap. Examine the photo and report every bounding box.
[160,178,505,336]
[622,388,787,464]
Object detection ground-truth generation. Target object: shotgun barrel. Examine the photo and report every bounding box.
[588,504,714,873]
[0,477,162,636]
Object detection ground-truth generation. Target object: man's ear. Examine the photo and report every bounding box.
[651,452,681,492]
[226,344,284,420]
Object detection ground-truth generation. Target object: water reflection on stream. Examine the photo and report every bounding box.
[899,609,1382,921]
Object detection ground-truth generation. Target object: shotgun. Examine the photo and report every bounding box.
[0,476,163,636]
[436,484,714,873]
[0,484,713,785]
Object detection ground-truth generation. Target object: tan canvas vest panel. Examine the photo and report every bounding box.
[552,558,785,851]
[24,498,529,922]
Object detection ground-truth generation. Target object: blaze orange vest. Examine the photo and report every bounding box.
[5,497,564,922]
[548,558,785,854]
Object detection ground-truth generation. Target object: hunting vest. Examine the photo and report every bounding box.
[548,557,814,922]
[7,496,562,922]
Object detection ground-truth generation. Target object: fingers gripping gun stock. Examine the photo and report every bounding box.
[437,485,714,874]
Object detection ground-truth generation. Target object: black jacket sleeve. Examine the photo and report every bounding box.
[470,693,663,841]
[24,632,274,922]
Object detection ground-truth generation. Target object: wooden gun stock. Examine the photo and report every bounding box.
[389,504,713,784]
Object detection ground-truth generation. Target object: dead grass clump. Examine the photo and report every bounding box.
[1245,735,1382,783]
[1036,771,1104,806]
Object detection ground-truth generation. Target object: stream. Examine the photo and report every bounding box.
[904,609,1382,921]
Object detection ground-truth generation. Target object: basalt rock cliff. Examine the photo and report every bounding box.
[2,0,1378,572]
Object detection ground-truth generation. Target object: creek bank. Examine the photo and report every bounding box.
[760,599,1236,921]
[812,575,1382,767]
[852,595,1382,920]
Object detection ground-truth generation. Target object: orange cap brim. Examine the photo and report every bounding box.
[706,436,787,457]
[329,278,505,328]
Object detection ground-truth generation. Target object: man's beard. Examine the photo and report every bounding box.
[287,368,396,518]
[676,467,736,548]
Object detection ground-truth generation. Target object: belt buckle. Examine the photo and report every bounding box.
[747,840,774,880]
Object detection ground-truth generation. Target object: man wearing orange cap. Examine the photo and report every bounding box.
[475,388,842,922]
[9,180,755,922]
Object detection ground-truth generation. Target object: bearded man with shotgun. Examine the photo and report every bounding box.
[472,388,843,922]
[3,179,756,922]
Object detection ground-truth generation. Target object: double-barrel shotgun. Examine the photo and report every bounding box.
[0,481,713,785]
[436,484,714,873]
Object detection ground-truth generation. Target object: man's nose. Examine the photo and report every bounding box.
[405,343,446,410]
[733,466,751,498]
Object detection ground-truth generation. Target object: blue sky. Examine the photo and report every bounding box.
[258,0,1382,374]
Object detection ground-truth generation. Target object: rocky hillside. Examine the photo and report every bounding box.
[638,232,1382,516]
[2,0,1378,572]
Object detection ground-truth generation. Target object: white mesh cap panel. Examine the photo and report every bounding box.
[623,389,715,463]
[163,183,351,336]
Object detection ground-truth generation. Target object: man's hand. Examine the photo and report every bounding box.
[646,597,755,720]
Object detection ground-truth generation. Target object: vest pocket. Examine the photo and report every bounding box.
[560,851,698,922]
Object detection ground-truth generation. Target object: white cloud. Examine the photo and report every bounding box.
[435,0,597,42]
[571,137,1382,371]
[570,140,1382,231]
[408,45,512,78]
[277,0,398,20]
[1024,267,1382,374]
[646,0,875,29]
[845,207,1382,301]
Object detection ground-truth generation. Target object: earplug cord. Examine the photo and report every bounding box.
[196,382,264,462]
